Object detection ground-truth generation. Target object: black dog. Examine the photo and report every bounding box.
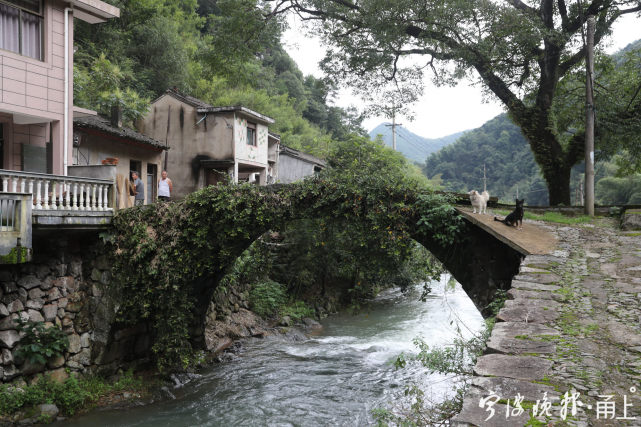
[494,199,525,229]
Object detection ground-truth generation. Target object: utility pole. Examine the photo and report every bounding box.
[384,107,401,151]
[483,164,487,192]
[584,15,595,216]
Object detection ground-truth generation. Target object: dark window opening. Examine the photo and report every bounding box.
[246,122,256,146]
[0,123,4,169]
[147,163,157,202]
[130,160,142,181]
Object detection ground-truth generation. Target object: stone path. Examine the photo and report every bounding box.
[454,219,641,426]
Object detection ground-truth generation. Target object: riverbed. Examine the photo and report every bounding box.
[66,275,484,426]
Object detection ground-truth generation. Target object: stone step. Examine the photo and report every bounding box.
[473,354,553,381]
[511,280,560,292]
[486,322,558,355]
[513,273,561,284]
[496,299,560,323]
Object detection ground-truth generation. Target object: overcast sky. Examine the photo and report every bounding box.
[282,13,641,139]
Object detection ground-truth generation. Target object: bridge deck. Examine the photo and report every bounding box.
[456,207,557,255]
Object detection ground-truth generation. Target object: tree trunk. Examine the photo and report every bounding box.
[543,167,572,206]
[512,108,576,207]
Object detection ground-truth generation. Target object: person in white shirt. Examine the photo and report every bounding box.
[158,170,173,201]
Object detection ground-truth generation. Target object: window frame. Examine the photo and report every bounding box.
[0,0,44,61]
[246,122,257,146]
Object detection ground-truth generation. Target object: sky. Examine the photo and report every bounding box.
[282,13,641,139]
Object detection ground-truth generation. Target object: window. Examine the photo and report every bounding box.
[246,122,256,146]
[0,0,43,60]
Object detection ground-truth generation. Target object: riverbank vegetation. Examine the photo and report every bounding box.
[0,370,148,422]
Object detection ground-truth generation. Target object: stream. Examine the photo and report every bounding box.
[65,275,484,426]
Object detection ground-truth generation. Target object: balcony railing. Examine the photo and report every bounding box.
[0,170,114,212]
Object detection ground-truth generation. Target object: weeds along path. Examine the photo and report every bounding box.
[454,218,641,426]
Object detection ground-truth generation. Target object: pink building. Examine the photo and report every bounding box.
[0,0,119,175]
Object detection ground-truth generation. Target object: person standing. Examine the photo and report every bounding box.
[131,171,145,206]
[158,170,173,202]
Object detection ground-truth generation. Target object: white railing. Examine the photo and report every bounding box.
[0,170,113,212]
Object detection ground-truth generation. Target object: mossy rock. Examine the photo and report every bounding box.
[622,209,641,231]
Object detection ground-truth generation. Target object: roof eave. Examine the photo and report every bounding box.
[197,106,275,125]
[69,0,120,23]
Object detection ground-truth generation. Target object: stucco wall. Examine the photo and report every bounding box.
[277,154,317,184]
[139,95,237,198]
[234,116,268,165]
[73,131,162,204]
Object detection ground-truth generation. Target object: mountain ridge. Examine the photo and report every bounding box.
[368,123,467,164]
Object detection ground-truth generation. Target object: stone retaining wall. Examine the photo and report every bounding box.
[0,232,150,384]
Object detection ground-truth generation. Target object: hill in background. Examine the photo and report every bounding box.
[422,114,552,205]
[369,123,466,164]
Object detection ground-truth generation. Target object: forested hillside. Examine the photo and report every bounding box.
[368,124,465,164]
[72,0,364,158]
[424,38,641,207]
[423,114,553,205]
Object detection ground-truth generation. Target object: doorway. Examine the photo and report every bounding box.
[147,163,157,203]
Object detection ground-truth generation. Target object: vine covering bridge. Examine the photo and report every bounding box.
[105,178,557,367]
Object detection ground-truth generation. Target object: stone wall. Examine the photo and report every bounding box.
[0,231,150,384]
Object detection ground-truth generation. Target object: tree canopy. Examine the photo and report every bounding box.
[267,0,641,205]
[73,0,365,156]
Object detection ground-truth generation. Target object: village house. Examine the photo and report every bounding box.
[73,108,167,207]
[0,0,119,176]
[0,0,120,260]
[138,89,278,199]
[138,89,329,198]
[276,145,325,184]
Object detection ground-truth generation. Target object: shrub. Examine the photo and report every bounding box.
[14,319,69,366]
[0,370,146,417]
[249,280,287,318]
[280,301,315,321]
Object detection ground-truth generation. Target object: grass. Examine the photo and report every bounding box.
[0,369,149,419]
[493,209,594,225]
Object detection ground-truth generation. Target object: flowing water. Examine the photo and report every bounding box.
[66,275,484,426]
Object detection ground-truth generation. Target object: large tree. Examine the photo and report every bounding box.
[266,0,641,205]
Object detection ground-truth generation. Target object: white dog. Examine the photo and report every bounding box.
[468,190,490,214]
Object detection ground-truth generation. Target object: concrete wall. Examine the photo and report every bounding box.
[277,154,318,184]
[0,0,74,174]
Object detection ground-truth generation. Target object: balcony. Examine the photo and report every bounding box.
[0,169,114,229]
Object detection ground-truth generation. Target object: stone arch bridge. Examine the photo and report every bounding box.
[108,181,555,353]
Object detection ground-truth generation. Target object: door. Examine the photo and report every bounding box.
[147,163,157,203]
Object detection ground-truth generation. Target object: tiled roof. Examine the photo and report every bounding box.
[159,89,275,124]
[74,116,167,150]
[279,145,326,167]
[161,88,213,108]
